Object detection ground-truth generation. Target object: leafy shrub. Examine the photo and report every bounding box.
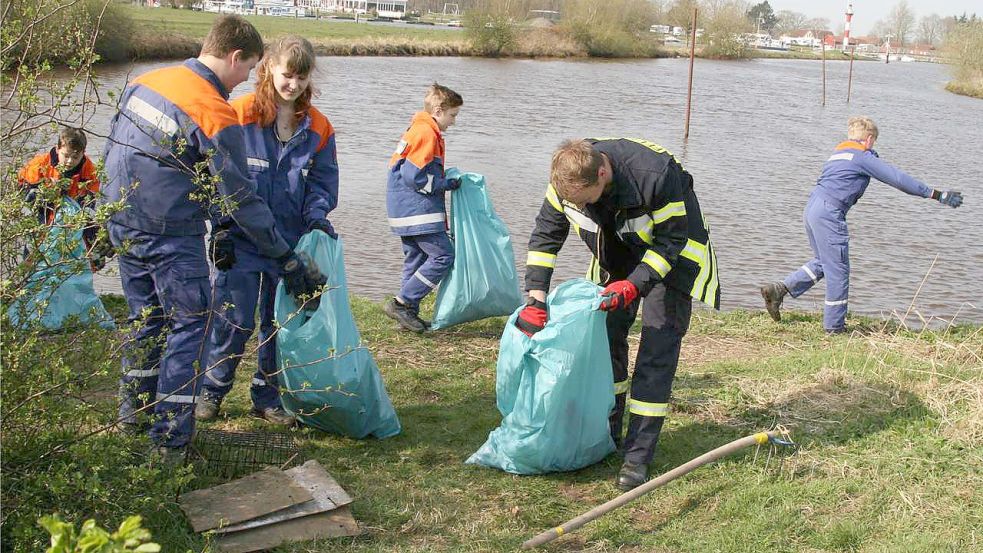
[40,514,160,553]
[465,12,517,56]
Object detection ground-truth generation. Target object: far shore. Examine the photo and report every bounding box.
[122,5,868,64]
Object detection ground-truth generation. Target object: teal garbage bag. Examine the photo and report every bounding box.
[274,231,401,439]
[431,169,522,330]
[466,279,615,474]
[7,197,114,330]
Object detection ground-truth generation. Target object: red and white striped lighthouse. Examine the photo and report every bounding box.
[843,2,854,49]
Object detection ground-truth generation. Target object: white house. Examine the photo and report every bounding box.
[296,0,407,18]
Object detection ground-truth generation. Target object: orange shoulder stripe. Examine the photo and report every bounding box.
[835,140,867,151]
[18,152,53,184]
[230,93,260,126]
[402,121,440,168]
[307,107,334,152]
[80,158,100,192]
[134,66,238,139]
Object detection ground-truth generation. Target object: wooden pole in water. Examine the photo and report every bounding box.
[821,40,827,106]
[521,432,781,550]
[847,47,855,103]
[684,7,698,139]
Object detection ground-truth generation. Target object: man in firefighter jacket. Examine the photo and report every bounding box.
[518,138,720,490]
[102,15,323,460]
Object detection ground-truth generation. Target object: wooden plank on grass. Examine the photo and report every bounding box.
[178,467,312,532]
[211,460,353,534]
[214,506,361,553]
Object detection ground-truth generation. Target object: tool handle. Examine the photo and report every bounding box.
[521,431,779,549]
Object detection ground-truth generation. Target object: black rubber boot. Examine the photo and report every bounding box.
[616,462,648,491]
[760,282,788,322]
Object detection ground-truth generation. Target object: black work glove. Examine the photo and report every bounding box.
[307,218,337,238]
[447,177,462,190]
[280,252,327,304]
[209,224,236,271]
[85,224,114,272]
[933,190,963,208]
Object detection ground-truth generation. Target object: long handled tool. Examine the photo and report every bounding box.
[522,430,795,549]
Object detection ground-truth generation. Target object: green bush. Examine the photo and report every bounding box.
[40,513,160,552]
[1,0,135,68]
[465,12,516,56]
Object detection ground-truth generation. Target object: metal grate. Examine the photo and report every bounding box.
[189,429,302,482]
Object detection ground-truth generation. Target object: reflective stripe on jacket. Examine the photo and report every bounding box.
[386,111,452,236]
[814,140,932,211]
[525,138,720,309]
[102,59,289,259]
[18,149,100,205]
[228,93,339,264]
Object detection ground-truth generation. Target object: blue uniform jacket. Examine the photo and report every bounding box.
[227,93,339,271]
[102,59,290,259]
[814,140,932,212]
[386,111,454,236]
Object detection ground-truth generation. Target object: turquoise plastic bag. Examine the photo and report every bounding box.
[466,279,615,474]
[431,169,522,330]
[274,231,401,439]
[7,197,114,330]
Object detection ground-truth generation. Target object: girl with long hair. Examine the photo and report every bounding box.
[198,36,339,426]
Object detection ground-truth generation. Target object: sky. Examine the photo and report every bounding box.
[767,1,980,34]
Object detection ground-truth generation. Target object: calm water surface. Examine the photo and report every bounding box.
[81,57,982,324]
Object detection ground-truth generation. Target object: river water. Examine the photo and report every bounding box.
[77,57,982,324]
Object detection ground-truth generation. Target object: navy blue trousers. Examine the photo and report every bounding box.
[111,222,209,447]
[396,232,454,310]
[201,266,282,410]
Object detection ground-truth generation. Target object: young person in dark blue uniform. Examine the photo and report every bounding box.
[383,83,463,332]
[102,16,324,461]
[196,36,338,427]
[761,116,963,333]
[519,139,720,490]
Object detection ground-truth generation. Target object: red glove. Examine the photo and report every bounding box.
[515,297,547,337]
[599,280,639,311]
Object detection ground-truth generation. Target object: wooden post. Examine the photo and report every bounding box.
[847,47,855,103]
[684,7,698,140]
[821,40,826,106]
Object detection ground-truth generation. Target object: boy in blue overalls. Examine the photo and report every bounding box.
[383,83,463,333]
[761,116,963,333]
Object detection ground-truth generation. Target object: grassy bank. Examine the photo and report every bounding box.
[945,78,983,99]
[7,293,979,551]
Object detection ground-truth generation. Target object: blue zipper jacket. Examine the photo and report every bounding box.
[227,93,339,270]
[102,59,289,259]
[386,111,455,236]
[814,140,932,212]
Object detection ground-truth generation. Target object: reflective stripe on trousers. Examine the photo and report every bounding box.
[606,282,692,465]
[782,192,850,331]
[397,232,455,309]
[111,222,209,448]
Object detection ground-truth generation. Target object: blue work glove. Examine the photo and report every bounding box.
[209,224,236,271]
[934,190,963,208]
[307,218,337,238]
[279,252,326,302]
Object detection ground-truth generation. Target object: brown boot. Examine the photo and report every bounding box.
[760,282,788,322]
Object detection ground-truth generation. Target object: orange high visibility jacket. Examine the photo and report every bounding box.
[18,148,100,205]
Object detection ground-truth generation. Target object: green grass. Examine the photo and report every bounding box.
[126,298,981,552]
